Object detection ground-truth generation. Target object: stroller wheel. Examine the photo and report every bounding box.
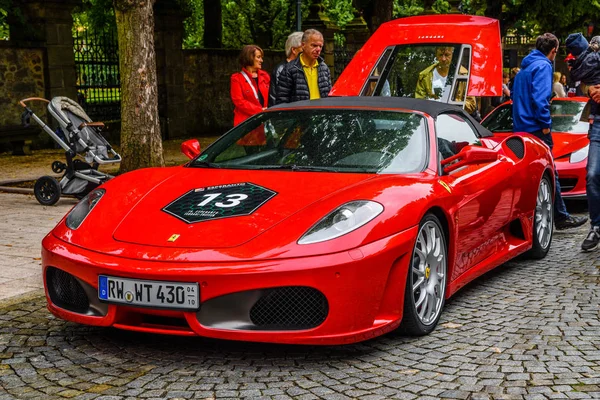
[34,176,61,206]
[51,161,66,173]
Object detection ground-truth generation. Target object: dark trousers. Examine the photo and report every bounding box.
[587,117,600,227]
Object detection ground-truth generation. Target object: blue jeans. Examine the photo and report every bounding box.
[587,118,600,227]
[530,130,570,221]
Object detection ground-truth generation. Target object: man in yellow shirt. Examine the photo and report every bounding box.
[275,29,332,104]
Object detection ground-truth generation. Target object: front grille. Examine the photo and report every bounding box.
[249,287,328,329]
[559,178,577,192]
[46,267,89,314]
[505,137,525,159]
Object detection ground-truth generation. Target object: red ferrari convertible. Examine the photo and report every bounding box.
[42,97,554,344]
[481,98,590,199]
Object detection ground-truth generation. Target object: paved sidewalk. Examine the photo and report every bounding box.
[0,193,76,300]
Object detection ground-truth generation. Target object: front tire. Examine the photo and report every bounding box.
[400,213,448,336]
[526,175,553,259]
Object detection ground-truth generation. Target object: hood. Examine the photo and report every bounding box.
[520,49,551,70]
[551,132,589,158]
[112,168,373,249]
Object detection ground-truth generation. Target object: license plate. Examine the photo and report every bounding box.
[98,275,200,310]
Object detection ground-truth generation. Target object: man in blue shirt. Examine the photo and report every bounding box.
[512,33,587,230]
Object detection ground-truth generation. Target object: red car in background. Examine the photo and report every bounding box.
[481,98,590,199]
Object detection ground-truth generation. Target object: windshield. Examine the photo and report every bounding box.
[190,109,428,174]
[481,100,590,134]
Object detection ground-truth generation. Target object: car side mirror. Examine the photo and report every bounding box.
[181,139,201,160]
[441,145,498,174]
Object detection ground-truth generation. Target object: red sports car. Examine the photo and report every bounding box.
[481,98,590,199]
[42,97,554,344]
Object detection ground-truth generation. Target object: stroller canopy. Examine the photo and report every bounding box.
[48,96,115,163]
[50,97,93,127]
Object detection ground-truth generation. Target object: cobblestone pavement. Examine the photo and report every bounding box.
[1,199,599,399]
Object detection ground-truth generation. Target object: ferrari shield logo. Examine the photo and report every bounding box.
[167,234,180,242]
[439,180,452,193]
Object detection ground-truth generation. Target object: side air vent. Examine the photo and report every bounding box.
[559,178,577,192]
[505,137,525,159]
[46,267,89,314]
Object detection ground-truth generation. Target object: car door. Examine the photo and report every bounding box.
[436,112,514,280]
[331,14,503,100]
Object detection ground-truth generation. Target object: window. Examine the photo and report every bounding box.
[436,113,480,160]
[480,100,590,134]
[362,48,393,96]
[362,44,472,111]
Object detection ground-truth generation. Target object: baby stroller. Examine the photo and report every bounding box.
[19,97,121,205]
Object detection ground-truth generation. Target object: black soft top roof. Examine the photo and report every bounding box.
[269,96,493,138]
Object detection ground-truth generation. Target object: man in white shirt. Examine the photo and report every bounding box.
[415,46,476,116]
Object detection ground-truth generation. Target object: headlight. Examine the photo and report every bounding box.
[66,189,105,230]
[570,144,589,163]
[298,201,384,245]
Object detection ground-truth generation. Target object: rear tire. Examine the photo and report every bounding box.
[399,213,447,336]
[34,176,61,206]
[526,175,553,259]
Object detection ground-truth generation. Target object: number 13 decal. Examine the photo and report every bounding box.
[197,193,249,208]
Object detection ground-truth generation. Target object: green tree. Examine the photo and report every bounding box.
[74,0,116,34]
[460,0,600,39]
[221,0,295,49]
[322,0,354,28]
[393,0,424,18]
[183,0,203,47]
[0,8,8,40]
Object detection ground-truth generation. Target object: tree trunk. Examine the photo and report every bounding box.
[203,0,222,48]
[114,0,164,173]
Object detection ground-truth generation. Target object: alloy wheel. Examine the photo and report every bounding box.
[411,220,447,326]
[535,178,553,249]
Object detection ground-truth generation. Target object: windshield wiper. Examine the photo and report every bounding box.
[256,164,334,172]
[189,161,223,168]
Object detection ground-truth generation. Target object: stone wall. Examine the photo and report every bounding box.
[183,48,283,138]
[0,44,46,127]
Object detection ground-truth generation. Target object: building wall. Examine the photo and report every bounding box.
[0,44,46,127]
[183,48,283,138]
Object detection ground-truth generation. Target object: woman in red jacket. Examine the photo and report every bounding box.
[231,45,270,148]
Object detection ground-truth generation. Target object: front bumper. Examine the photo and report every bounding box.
[41,226,417,345]
[556,158,587,199]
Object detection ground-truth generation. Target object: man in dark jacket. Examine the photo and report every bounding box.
[512,33,587,231]
[268,31,303,107]
[275,29,332,104]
